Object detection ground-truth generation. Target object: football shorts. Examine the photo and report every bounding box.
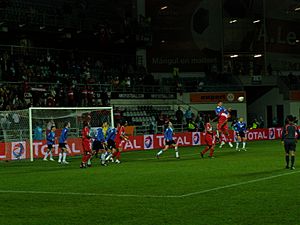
[59,143,67,149]
[93,140,105,151]
[165,140,176,146]
[284,141,296,153]
[107,139,116,150]
[237,131,246,138]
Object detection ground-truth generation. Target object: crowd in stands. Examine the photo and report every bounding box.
[0,50,152,85]
[0,83,26,110]
[0,50,157,110]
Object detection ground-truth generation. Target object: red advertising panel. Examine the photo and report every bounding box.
[289,91,300,101]
[0,138,83,161]
[0,127,295,161]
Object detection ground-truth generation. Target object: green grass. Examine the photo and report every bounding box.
[0,140,300,225]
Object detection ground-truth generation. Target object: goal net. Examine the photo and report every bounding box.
[0,109,29,161]
[0,107,114,161]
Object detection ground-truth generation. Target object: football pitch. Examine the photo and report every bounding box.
[0,140,299,225]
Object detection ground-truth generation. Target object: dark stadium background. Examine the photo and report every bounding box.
[0,1,300,225]
[0,0,298,135]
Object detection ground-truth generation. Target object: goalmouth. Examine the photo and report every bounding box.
[0,107,114,161]
[28,107,114,161]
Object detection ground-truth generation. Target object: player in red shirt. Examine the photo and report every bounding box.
[201,115,215,158]
[80,120,92,168]
[217,109,233,148]
[112,121,128,164]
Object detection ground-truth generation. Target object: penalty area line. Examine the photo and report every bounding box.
[0,171,299,199]
[179,170,300,197]
[0,189,179,199]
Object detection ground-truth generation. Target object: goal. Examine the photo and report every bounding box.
[0,107,114,161]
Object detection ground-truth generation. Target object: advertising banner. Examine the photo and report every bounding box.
[192,132,201,146]
[11,142,26,160]
[143,134,154,150]
[246,128,283,141]
[110,92,177,99]
[0,127,295,161]
[190,92,246,103]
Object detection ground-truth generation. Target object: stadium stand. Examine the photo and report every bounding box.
[122,105,175,126]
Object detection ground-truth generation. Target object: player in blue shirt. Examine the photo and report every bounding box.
[156,122,179,159]
[58,121,70,164]
[215,101,227,117]
[92,122,107,166]
[104,123,118,162]
[43,125,56,161]
[234,117,247,151]
[214,101,231,146]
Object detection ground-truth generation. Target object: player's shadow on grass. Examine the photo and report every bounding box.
[216,150,247,157]
[152,157,199,163]
[124,154,200,163]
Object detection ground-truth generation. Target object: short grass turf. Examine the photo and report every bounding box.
[0,140,300,225]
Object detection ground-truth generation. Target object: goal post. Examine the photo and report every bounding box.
[28,107,114,162]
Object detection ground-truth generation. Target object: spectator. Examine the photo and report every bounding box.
[258,116,264,128]
[0,113,11,129]
[149,121,155,134]
[12,94,21,109]
[101,89,109,106]
[87,86,94,106]
[125,77,131,88]
[195,112,205,132]
[46,93,55,107]
[33,123,43,140]
[184,106,193,124]
[164,115,170,128]
[157,112,165,127]
[67,86,75,106]
[114,107,122,122]
[112,76,120,88]
[81,86,88,107]
[187,118,197,132]
[197,81,204,91]
[12,111,20,128]
[250,119,259,129]
[272,117,278,127]
[175,106,184,124]
[46,120,55,133]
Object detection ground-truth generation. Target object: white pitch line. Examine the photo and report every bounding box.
[0,189,178,198]
[0,171,299,199]
[179,170,300,197]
